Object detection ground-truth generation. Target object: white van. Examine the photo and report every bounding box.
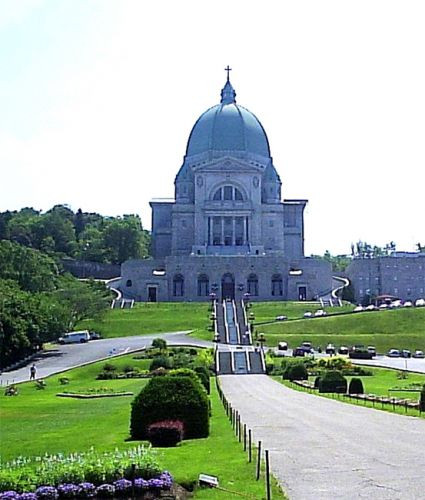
[58,331,90,344]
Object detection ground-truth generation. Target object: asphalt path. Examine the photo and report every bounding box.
[0,332,213,385]
[220,375,425,500]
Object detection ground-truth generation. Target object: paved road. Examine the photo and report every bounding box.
[0,332,213,385]
[220,375,425,500]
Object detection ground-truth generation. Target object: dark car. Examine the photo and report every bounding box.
[293,347,306,357]
[338,346,349,355]
[349,345,374,360]
[325,343,336,355]
[89,331,102,340]
[400,349,411,358]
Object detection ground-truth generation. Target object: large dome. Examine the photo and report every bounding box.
[185,79,271,160]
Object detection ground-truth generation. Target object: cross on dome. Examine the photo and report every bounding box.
[224,65,232,81]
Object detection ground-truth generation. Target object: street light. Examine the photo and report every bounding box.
[258,332,266,352]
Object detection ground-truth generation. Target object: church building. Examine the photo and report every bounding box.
[120,71,332,302]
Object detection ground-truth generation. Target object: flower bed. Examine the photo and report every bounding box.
[0,472,173,499]
[0,447,163,496]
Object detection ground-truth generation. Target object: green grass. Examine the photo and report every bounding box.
[0,354,284,499]
[275,367,425,419]
[251,302,353,323]
[79,302,211,339]
[254,306,425,352]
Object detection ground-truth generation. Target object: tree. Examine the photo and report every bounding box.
[0,240,59,292]
[152,338,167,352]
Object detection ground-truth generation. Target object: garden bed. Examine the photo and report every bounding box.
[56,392,133,399]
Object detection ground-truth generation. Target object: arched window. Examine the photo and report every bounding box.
[247,274,258,296]
[212,186,244,201]
[126,279,132,287]
[271,274,283,296]
[173,274,184,297]
[197,274,209,296]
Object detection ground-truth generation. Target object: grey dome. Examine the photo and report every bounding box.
[185,80,271,159]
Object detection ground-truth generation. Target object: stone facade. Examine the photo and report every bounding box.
[346,252,425,303]
[119,75,332,302]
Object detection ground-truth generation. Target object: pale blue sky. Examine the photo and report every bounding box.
[1,0,424,255]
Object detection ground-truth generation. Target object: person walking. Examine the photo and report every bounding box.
[30,364,36,380]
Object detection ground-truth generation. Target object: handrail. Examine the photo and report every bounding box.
[260,349,266,373]
[215,347,220,373]
[232,300,241,344]
[223,301,229,344]
[245,349,251,372]
[213,300,219,341]
[230,350,235,373]
[332,276,350,300]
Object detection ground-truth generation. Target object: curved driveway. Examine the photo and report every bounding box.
[0,332,213,385]
[220,375,425,500]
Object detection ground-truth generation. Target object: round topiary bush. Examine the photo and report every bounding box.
[130,375,209,440]
[282,362,308,381]
[149,355,173,371]
[318,370,347,393]
[348,377,364,394]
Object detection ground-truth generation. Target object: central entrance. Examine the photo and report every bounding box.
[221,273,235,301]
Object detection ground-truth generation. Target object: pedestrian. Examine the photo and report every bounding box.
[30,364,36,380]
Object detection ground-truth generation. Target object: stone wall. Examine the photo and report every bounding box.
[61,259,121,280]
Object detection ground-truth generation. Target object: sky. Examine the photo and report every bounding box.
[0,0,424,256]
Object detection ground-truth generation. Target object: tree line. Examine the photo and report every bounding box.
[0,204,151,265]
[0,240,112,368]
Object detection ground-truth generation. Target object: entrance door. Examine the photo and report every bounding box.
[148,287,157,302]
[298,286,307,301]
[221,273,235,301]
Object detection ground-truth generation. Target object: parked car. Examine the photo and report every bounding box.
[413,350,425,358]
[379,304,388,310]
[301,341,314,354]
[349,345,374,359]
[390,300,402,308]
[278,341,288,351]
[293,347,306,357]
[276,315,288,321]
[58,331,90,344]
[367,346,376,357]
[314,309,327,317]
[365,304,377,311]
[403,301,413,308]
[325,343,336,355]
[353,305,364,312]
[338,346,349,355]
[400,349,411,358]
[89,331,102,340]
[415,298,425,307]
[387,349,401,358]
[303,311,313,318]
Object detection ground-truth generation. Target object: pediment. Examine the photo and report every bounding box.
[192,156,264,174]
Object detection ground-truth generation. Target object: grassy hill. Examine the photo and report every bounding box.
[79,302,210,338]
[253,305,425,353]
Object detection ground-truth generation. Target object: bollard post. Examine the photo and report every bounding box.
[248,429,252,463]
[243,423,247,451]
[256,441,262,480]
[238,417,242,443]
[265,450,271,500]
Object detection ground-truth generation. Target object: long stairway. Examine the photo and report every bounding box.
[215,299,265,375]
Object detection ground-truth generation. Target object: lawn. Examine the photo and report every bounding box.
[276,366,425,419]
[0,354,284,499]
[254,306,425,352]
[251,301,353,323]
[78,302,211,339]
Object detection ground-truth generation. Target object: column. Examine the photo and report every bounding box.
[209,217,213,245]
[243,217,247,245]
[221,217,225,245]
[232,217,236,245]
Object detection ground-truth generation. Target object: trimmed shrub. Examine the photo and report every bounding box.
[348,377,364,394]
[194,366,210,394]
[147,420,184,447]
[318,370,347,393]
[130,375,209,440]
[283,362,308,381]
[168,368,209,394]
[149,355,173,371]
[103,363,117,372]
[420,384,425,412]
